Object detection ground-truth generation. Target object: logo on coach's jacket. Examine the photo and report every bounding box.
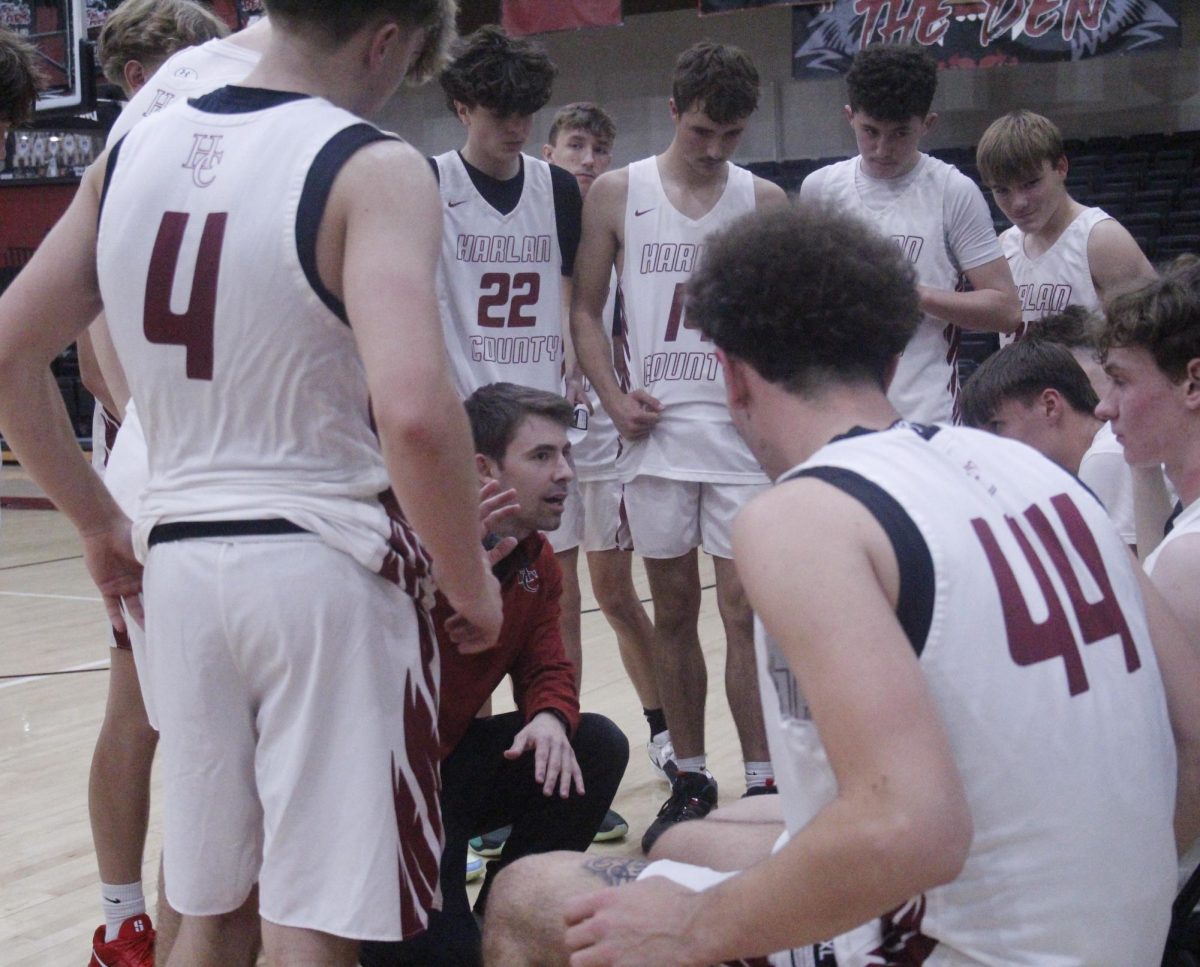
[518,567,539,593]
[182,133,224,188]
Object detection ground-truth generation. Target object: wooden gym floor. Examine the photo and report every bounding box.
[0,486,744,965]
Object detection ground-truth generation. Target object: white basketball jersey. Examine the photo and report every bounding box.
[758,425,1175,965]
[98,94,428,589]
[107,35,261,146]
[434,151,564,396]
[618,157,765,484]
[1002,206,1110,342]
[1145,496,1200,576]
[807,157,966,425]
[571,271,620,482]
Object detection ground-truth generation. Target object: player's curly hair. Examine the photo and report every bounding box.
[688,204,920,394]
[439,25,555,117]
[1101,256,1200,383]
[98,0,228,90]
[671,41,758,124]
[846,44,937,122]
[0,26,42,125]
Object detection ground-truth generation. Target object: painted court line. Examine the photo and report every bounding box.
[0,657,110,691]
[0,590,102,603]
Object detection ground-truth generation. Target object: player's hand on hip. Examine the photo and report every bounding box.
[444,566,505,654]
[505,710,585,798]
[81,517,144,633]
[611,389,663,441]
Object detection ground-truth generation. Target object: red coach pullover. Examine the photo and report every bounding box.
[435,532,581,758]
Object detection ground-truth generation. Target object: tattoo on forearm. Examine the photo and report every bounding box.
[582,856,648,886]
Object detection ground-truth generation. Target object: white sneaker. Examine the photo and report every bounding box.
[466,853,485,883]
[647,734,675,783]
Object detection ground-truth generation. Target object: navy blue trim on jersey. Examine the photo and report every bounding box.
[296,124,395,325]
[428,153,583,276]
[98,135,126,224]
[148,518,308,546]
[1166,499,1185,536]
[787,465,935,657]
[190,85,309,113]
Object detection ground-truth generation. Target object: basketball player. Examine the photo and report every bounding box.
[542,102,670,777]
[960,337,1146,546]
[571,42,786,853]
[1097,260,1200,843]
[976,110,1156,342]
[0,25,40,165]
[432,26,590,683]
[800,44,1020,424]
[0,4,502,967]
[481,204,1200,967]
[79,11,262,966]
[97,0,228,98]
[359,382,628,967]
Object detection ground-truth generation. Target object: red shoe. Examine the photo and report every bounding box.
[89,914,155,967]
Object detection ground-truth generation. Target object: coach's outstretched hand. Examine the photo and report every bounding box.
[504,710,585,799]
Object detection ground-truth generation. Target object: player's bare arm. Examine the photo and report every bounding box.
[918,255,1021,334]
[1087,217,1157,303]
[325,137,502,650]
[0,154,142,629]
[570,168,662,440]
[1136,551,1200,850]
[752,175,788,211]
[564,481,971,966]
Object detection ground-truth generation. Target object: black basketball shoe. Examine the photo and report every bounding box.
[640,770,718,855]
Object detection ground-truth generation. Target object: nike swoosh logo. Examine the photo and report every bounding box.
[449,199,469,208]
[635,208,654,217]
[104,897,122,904]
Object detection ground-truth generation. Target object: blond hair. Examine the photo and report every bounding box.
[98,0,228,88]
[977,110,1066,187]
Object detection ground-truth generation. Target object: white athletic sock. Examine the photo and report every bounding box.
[674,754,707,775]
[100,881,145,942]
[744,761,775,790]
[650,729,671,746]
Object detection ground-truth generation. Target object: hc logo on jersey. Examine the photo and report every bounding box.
[518,567,540,593]
[182,134,224,188]
[142,89,176,118]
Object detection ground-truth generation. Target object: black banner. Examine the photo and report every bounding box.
[792,1,1182,79]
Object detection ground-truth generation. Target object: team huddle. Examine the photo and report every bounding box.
[1,1,1199,966]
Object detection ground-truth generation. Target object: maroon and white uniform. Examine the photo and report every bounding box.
[97,88,442,940]
[801,156,1002,424]
[1002,206,1111,343]
[433,151,566,397]
[617,157,767,559]
[646,424,1176,964]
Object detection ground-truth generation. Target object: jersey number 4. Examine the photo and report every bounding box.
[143,211,226,381]
[663,282,708,343]
[478,272,540,328]
[972,493,1140,696]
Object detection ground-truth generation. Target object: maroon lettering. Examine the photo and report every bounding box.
[854,0,952,48]
[972,493,1140,696]
[476,272,541,328]
[1024,0,1060,37]
[980,0,1027,47]
[143,211,226,381]
[663,282,709,344]
[1063,0,1103,40]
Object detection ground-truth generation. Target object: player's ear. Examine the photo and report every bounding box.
[1183,358,1200,411]
[476,452,498,482]
[541,143,554,162]
[365,19,401,70]
[1041,388,1063,421]
[122,60,146,96]
[921,112,939,135]
[842,104,853,124]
